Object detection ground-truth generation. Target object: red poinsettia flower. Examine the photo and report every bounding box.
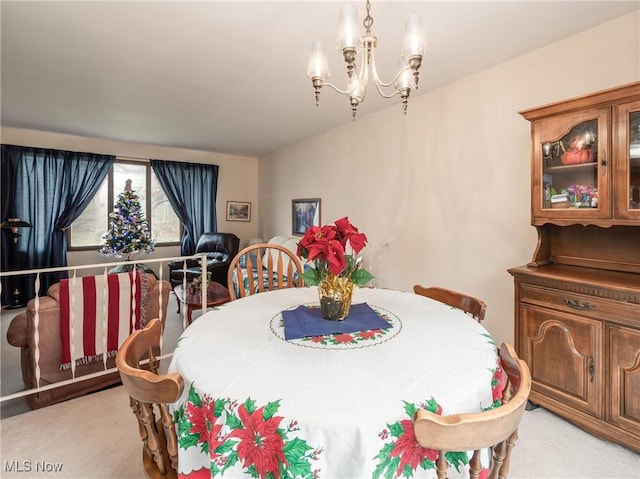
[479,467,491,479]
[208,422,226,459]
[334,333,355,343]
[358,330,377,339]
[297,229,324,259]
[334,216,368,253]
[324,240,347,276]
[297,217,373,286]
[491,365,507,403]
[228,404,287,479]
[185,399,226,460]
[186,400,209,439]
[390,419,439,475]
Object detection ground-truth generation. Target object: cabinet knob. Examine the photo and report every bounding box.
[588,355,595,383]
[600,150,607,177]
[564,298,595,310]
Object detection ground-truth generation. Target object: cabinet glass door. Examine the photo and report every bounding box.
[542,119,598,209]
[532,108,610,223]
[614,100,640,220]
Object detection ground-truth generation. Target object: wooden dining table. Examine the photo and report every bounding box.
[168,287,503,479]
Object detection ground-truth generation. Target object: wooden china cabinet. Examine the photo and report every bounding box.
[508,82,640,453]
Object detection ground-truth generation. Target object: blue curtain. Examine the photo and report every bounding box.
[1,145,114,304]
[150,159,218,255]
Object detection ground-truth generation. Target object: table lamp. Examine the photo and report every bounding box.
[1,218,31,243]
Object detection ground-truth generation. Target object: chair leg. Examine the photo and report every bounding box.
[469,449,482,479]
[175,291,181,313]
[498,429,518,479]
[435,453,448,479]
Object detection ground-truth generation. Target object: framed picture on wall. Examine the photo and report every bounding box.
[292,198,321,235]
[226,201,251,222]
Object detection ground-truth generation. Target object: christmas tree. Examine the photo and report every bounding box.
[99,179,155,259]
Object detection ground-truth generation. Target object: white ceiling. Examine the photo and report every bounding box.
[1,1,638,157]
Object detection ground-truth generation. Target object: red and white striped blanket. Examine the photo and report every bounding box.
[59,272,148,369]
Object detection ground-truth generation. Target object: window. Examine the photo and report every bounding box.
[69,160,181,249]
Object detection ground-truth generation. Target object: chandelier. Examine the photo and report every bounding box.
[307,0,426,119]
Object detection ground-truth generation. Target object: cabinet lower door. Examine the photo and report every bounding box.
[521,304,603,416]
[608,325,640,436]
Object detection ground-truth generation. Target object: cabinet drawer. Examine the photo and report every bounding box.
[520,284,640,326]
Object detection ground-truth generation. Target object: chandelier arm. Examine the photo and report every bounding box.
[355,50,369,92]
[372,66,413,89]
[319,59,365,97]
[370,58,410,99]
[321,81,359,96]
[373,82,403,99]
[369,50,412,89]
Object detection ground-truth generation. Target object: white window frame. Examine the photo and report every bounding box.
[67,159,182,251]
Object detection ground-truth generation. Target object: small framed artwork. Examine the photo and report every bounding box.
[292,198,321,235]
[226,201,251,222]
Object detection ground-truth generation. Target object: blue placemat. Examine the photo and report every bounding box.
[282,302,392,340]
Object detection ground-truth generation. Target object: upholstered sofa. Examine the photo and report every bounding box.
[168,232,240,289]
[6,273,171,409]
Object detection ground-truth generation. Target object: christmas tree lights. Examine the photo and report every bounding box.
[99,179,155,260]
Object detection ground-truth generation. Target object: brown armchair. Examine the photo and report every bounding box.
[6,273,171,409]
[168,232,240,290]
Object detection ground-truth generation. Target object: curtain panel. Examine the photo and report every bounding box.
[1,144,114,305]
[150,159,219,255]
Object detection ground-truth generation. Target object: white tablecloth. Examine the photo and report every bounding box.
[169,287,501,479]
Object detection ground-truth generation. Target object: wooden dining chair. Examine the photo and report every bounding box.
[413,342,531,479]
[413,285,487,322]
[116,319,184,479]
[227,243,304,300]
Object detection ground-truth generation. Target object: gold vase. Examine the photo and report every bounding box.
[318,275,354,320]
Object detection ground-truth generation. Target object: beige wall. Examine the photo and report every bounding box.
[259,12,640,346]
[0,127,260,269]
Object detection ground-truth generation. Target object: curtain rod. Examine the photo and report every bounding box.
[116,155,152,162]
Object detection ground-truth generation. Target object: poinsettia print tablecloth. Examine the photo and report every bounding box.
[169,287,502,479]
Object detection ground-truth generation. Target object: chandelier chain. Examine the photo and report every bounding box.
[363,0,373,33]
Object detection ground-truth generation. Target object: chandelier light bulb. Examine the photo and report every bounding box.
[403,14,426,59]
[337,4,360,51]
[307,40,330,80]
[308,40,331,106]
[394,59,413,90]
